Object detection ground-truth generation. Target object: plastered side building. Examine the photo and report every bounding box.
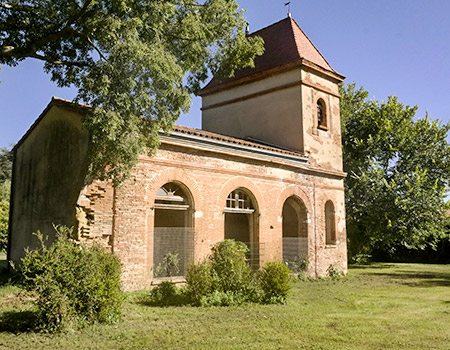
[8,17,347,290]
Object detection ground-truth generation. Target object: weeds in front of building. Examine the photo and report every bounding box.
[148,239,292,307]
[11,232,342,332]
[20,225,123,332]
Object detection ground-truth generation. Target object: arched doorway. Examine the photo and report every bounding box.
[282,196,308,264]
[224,188,259,268]
[153,182,194,278]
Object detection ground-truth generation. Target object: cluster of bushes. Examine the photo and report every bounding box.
[17,229,341,331]
[149,240,292,306]
[20,225,123,331]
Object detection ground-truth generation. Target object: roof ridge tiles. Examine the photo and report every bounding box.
[288,16,334,72]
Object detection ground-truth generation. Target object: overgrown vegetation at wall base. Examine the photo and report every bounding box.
[150,240,292,306]
[20,225,123,331]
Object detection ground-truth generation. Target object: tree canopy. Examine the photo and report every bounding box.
[340,83,450,260]
[0,146,12,252]
[0,146,13,185]
[1,0,264,183]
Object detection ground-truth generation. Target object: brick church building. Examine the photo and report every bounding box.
[9,16,347,290]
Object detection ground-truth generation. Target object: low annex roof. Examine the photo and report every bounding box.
[202,16,344,93]
[15,97,306,160]
[169,124,304,158]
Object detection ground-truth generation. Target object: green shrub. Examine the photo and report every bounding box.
[20,225,123,331]
[147,281,187,306]
[185,261,215,304]
[209,239,254,294]
[326,263,344,280]
[185,240,258,306]
[259,261,292,304]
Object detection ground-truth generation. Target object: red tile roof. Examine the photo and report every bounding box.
[203,16,341,91]
[170,124,305,157]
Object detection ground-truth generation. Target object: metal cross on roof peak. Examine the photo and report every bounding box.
[284,2,291,17]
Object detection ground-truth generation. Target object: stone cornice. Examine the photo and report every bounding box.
[157,131,346,180]
[200,58,344,97]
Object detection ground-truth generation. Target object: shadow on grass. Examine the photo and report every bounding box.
[0,310,39,333]
[364,270,450,288]
[349,263,396,270]
[136,293,190,308]
[0,259,22,287]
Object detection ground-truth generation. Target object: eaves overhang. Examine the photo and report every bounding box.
[159,129,310,169]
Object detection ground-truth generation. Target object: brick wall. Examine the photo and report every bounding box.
[82,142,347,290]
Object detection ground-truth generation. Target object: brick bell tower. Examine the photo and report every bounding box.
[200,16,345,173]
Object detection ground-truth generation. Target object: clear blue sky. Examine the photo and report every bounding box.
[1,0,450,149]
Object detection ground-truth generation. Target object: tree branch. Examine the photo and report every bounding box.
[87,37,108,62]
[29,52,90,67]
[26,1,94,55]
[0,46,15,56]
[0,45,89,67]
[0,2,36,12]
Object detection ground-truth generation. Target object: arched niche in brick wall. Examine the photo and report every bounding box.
[153,181,194,278]
[282,196,309,267]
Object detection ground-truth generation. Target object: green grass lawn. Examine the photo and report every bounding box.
[0,263,448,350]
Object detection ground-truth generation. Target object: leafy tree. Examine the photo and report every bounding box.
[0,147,13,185]
[0,147,13,252]
[340,83,450,259]
[0,201,8,252]
[1,0,264,183]
[0,179,10,203]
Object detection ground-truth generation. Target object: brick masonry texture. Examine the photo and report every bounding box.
[85,142,347,290]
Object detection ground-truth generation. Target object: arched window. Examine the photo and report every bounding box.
[225,189,254,212]
[317,98,327,129]
[224,188,259,268]
[282,196,308,266]
[325,200,336,245]
[153,182,194,278]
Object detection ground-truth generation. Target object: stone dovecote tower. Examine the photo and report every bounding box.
[200,16,345,173]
